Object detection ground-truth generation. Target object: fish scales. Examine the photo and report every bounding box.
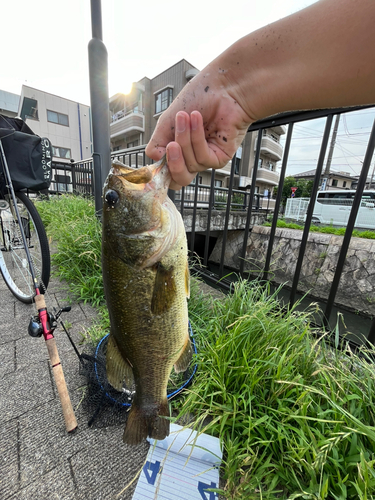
[102,157,192,445]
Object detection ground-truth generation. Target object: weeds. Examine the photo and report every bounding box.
[183,279,375,499]
[264,219,375,239]
[37,196,375,498]
[36,195,104,306]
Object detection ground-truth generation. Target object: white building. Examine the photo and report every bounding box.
[18,85,92,164]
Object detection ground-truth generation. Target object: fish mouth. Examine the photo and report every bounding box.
[110,155,170,192]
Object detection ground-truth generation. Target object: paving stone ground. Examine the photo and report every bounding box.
[0,275,149,500]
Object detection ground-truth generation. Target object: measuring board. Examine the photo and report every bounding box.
[132,424,222,500]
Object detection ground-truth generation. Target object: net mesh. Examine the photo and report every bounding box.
[79,326,197,428]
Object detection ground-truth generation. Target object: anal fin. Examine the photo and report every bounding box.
[174,333,193,373]
[106,333,134,391]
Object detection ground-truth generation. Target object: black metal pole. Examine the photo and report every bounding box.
[88,0,111,215]
[323,116,375,329]
[263,123,294,280]
[239,129,263,276]
[289,115,333,308]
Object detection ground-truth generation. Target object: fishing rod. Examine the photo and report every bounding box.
[0,140,77,433]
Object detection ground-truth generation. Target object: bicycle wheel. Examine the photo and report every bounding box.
[0,191,50,303]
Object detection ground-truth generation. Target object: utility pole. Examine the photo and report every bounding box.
[321,114,340,190]
[369,155,375,189]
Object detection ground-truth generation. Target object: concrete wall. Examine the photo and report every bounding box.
[182,210,268,233]
[209,225,375,316]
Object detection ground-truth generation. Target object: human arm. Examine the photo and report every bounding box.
[146,0,375,188]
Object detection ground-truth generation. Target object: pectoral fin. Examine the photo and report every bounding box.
[106,333,134,391]
[151,263,176,315]
[174,332,193,373]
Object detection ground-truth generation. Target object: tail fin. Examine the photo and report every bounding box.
[123,398,170,445]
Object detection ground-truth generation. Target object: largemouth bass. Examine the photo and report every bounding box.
[102,156,192,445]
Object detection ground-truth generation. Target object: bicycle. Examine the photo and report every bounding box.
[0,114,51,303]
[0,114,77,433]
[0,189,50,303]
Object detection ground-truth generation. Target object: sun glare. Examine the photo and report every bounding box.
[123,81,133,95]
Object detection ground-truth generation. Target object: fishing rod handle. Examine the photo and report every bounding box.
[45,338,78,433]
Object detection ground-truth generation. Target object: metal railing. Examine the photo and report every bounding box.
[49,160,95,196]
[47,104,375,345]
[186,105,375,346]
[174,183,273,212]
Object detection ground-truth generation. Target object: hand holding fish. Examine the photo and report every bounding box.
[145,65,253,190]
[146,0,375,190]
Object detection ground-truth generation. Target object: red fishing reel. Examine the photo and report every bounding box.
[28,305,71,338]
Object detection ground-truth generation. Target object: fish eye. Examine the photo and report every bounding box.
[105,189,119,207]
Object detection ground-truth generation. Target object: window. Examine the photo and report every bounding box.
[258,158,263,168]
[127,140,139,148]
[269,132,279,142]
[235,157,241,175]
[155,88,173,114]
[52,146,71,159]
[343,181,347,188]
[113,146,121,152]
[268,162,275,171]
[214,180,223,187]
[332,179,338,187]
[47,110,69,126]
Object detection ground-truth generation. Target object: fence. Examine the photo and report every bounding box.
[50,160,94,196]
[285,198,310,221]
[184,105,375,346]
[49,104,375,345]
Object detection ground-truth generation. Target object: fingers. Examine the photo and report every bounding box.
[166,142,198,187]
[147,109,233,189]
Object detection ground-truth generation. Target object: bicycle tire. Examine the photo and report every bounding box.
[0,191,50,303]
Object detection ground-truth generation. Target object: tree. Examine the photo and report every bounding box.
[274,177,314,206]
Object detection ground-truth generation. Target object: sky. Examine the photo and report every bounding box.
[1,0,317,105]
[283,108,375,178]
[1,0,374,179]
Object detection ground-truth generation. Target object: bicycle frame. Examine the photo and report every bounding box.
[0,139,77,433]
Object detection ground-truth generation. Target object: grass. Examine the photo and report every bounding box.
[184,280,375,499]
[264,219,375,239]
[37,195,375,499]
[36,195,104,306]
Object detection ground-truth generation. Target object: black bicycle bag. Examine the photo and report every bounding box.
[0,114,53,192]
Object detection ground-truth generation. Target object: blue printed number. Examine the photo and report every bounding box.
[143,460,161,485]
[197,481,217,500]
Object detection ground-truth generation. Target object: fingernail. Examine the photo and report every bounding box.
[176,113,186,133]
[191,112,198,131]
[167,145,180,161]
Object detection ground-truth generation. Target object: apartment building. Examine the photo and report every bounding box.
[110,60,231,187]
[110,59,198,150]
[109,60,285,194]
[294,169,355,190]
[236,125,286,197]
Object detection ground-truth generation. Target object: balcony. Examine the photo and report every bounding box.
[269,124,287,135]
[258,135,283,161]
[110,110,145,139]
[256,167,280,186]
